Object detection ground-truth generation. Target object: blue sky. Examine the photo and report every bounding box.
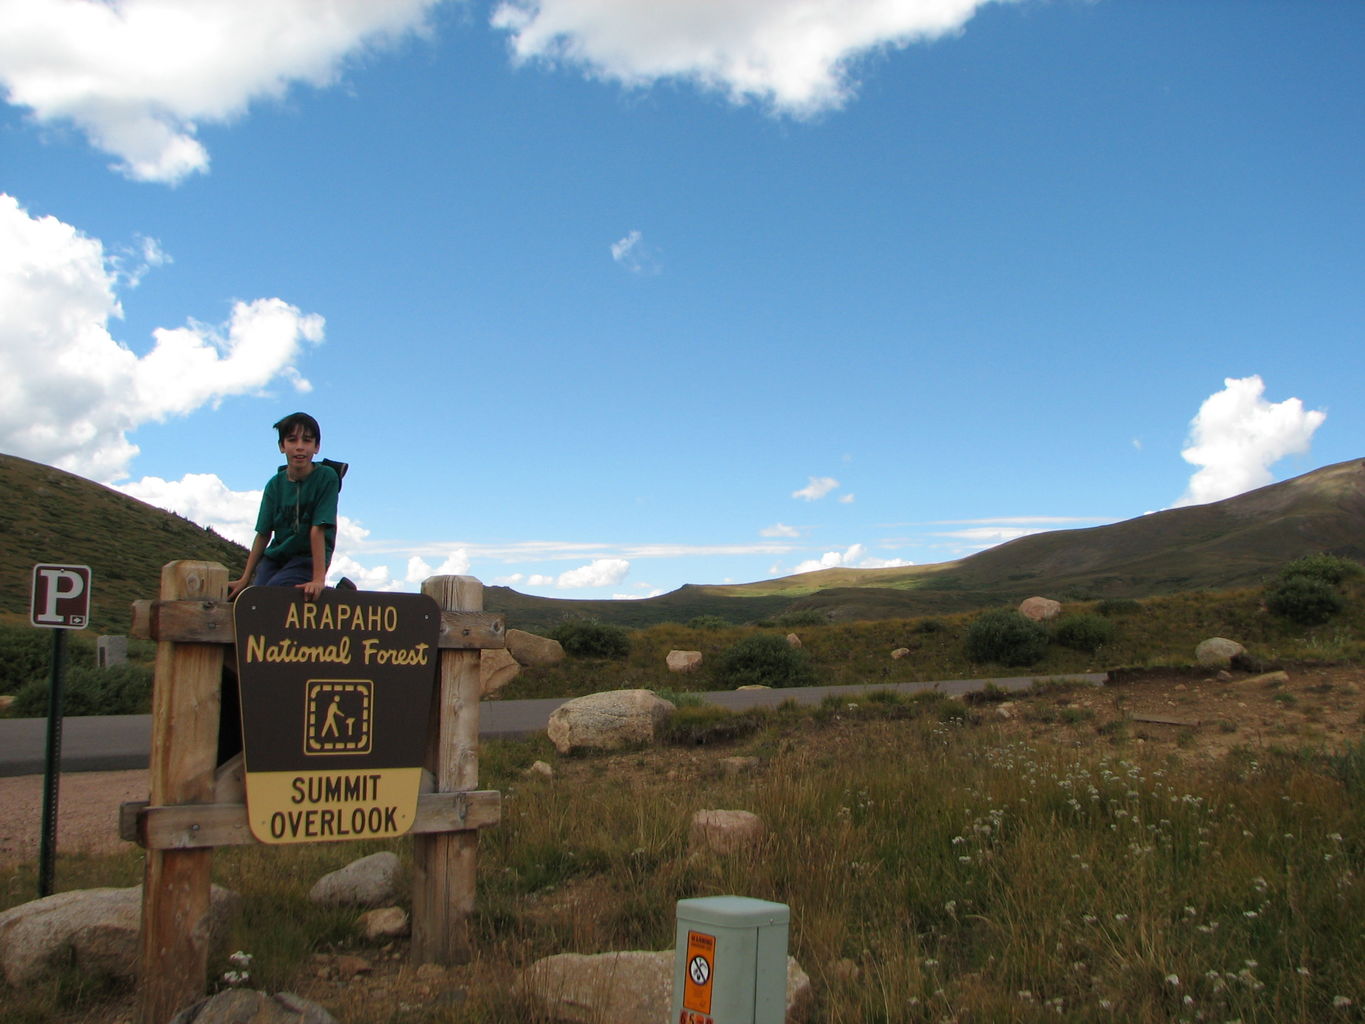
[2,0,1362,598]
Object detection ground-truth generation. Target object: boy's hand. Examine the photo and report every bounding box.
[297,579,327,601]
[226,578,248,600]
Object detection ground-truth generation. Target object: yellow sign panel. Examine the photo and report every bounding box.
[245,767,424,844]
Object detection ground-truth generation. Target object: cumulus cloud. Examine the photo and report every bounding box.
[556,557,631,589]
[0,194,322,481]
[761,522,800,538]
[492,0,1013,116]
[1175,376,1326,507]
[117,473,262,546]
[0,0,439,183]
[792,542,866,574]
[792,476,839,501]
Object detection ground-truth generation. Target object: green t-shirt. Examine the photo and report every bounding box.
[255,463,340,564]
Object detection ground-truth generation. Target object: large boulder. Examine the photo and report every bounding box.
[516,949,810,1024]
[1019,597,1062,622]
[1196,637,1246,669]
[546,690,675,754]
[505,629,565,667]
[0,885,238,986]
[169,989,338,1024]
[480,647,521,696]
[309,852,402,908]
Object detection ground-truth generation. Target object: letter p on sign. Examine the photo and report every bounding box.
[31,564,92,629]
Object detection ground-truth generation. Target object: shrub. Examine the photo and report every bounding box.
[757,609,827,628]
[964,610,1049,667]
[549,619,632,659]
[1264,576,1344,626]
[1096,598,1142,617]
[1276,553,1364,587]
[686,615,730,631]
[10,664,153,717]
[1052,613,1116,654]
[715,633,816,689]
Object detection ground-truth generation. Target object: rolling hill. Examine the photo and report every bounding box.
[2,452,1362,634]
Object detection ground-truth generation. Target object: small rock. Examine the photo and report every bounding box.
[786,633,802,648]
[1196,637,1246,669]
[480,648,521,696]
[333,954,372,979]
[666,650,703,673]
[689,809,765,855]
[526,760,555,780]
[1019,597,1062,622]
[309,852,402,908]
[357,907,409,941]
[833,958,861,982]
[891,648,910,659]
[168,989,338,1024]
[505,629,565,666]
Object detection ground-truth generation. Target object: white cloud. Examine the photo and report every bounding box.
[761,522,801,538]
[0,0,439,183]
[792,476,839,501]
[492,0,1012,116]
[931,525,1049,546]
[859,555,911,569]
[1175,375,1326,507]
[556,557,631,589]
[117,473,262,546]
[0,195,323,482]
[792,542,865,574]
[609,228,661,274]
[838,493,855,504]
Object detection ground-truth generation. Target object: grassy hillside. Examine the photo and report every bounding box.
[490,458,1365,629]
[0,453,248,633]
[2,451,1362,635]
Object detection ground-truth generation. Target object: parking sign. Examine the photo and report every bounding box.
[31,564,93,629]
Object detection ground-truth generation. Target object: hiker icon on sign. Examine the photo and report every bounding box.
[305,681,373,754]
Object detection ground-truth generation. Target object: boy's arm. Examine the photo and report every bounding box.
[228,532,270,599]
[297,525,329,601]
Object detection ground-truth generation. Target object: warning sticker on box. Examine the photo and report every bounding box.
[682,930,715,1015]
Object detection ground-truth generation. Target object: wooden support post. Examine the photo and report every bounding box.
[136,561,226,1024]
[411,575,483,964]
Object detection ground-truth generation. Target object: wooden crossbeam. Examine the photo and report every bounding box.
[130,599,505,649]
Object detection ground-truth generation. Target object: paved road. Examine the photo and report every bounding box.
[0,673,1107,776]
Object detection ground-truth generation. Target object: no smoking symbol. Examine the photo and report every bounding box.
[688,955,711,986]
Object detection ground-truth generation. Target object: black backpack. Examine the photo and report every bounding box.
[320,458,349,491]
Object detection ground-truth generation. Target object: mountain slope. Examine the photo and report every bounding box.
[2,452,1361,633]
[0,453,248,632]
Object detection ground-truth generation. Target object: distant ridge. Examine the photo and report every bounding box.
[2,452,1361,633]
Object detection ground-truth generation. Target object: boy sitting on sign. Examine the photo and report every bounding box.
[227,412,344,602]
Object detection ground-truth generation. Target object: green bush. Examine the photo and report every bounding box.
[10,664,154,717]
[0,624,95,693]
[1096,598,1142,617]
[1276,553,1364,587]
[549,619,632,659]
[715,633,816,689]
[1052,613,1116,654]
[964,610,1049,667]
[686,615,730,631]
[1264,576,1345,626]
[757,609,827,628]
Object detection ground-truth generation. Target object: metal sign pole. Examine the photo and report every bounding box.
[38,627,68,897]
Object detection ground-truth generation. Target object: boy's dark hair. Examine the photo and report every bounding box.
[273,412,321,444]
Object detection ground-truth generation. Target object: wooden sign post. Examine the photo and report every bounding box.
[127,562,504,1024]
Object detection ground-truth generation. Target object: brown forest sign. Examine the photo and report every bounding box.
[233,587,440,844]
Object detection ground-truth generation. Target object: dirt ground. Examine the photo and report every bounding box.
[2,665,1362,1022]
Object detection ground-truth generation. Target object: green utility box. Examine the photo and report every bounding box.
[671,896,790,1024]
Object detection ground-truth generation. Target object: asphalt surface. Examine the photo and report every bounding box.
[0,673,1107,777]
